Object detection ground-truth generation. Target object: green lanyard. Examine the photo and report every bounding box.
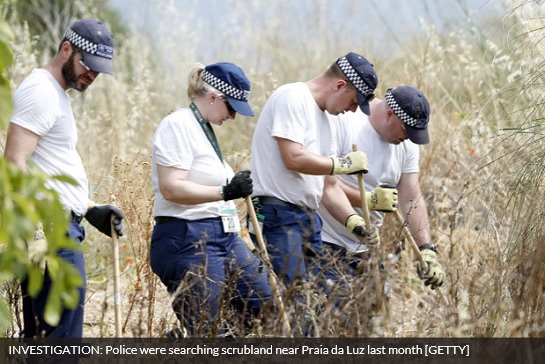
[190,102,224,164]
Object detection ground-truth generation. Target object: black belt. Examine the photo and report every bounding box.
[255,196,310,211]
[154,216,222,225]
[71,211,84,224]
[154,216,183,224]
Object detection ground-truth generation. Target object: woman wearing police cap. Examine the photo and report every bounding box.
[149,62,272,337]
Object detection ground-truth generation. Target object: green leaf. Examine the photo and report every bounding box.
[61,287,80,310]
[64,263,84,288]
[0,19,15,44]
[0,297,13,334]
[27,265,45,297]
[43,281,62,327]
[51,174,78,186]
[0,41,13,73]
[0,83,13,131]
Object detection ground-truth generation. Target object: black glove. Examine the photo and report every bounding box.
[85,204,124,237]
[222,170,253,201]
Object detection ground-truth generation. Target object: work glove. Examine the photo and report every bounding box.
[366,185,398,212]
[345,214,380,246]
[85,203,124,237]
[416,247,444,289]
[331,151,368,175]
[28,223,48,270]
[222,170,253,201]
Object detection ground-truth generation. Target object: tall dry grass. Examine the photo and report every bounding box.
[2,0,545,337]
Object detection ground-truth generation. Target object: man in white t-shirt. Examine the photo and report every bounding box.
[249,52,381,287]
[4,19,124,337]
[319,86,444,290]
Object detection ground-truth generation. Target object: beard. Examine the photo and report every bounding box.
[61,52,91,92]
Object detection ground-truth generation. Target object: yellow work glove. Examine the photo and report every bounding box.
[345,214,380,245]
[416,245,444,289]
[366,186,398,212]
[331,151,368,175]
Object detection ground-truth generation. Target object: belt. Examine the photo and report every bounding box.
[154,216,222,225]
[154,216,183,224]
[71,211,84,224]
[255,196,310,211]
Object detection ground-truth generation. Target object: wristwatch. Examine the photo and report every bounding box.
[418,243,436,252]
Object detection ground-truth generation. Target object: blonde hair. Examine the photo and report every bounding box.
[187,63,217,101]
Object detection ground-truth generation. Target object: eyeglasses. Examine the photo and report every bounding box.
[78,59,91,72]
[218,95,236,114]
[74,48,91,72]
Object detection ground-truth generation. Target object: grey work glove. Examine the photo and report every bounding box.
[416,248,444,289]
[222,170,253,201]
[331,151,369,175]
[85,204,124,237]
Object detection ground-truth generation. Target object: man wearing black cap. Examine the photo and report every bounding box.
[4,19,124,337]
[319,86,444,290]
[249,52,381,288]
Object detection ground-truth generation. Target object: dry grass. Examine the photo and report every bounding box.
[3,0,545,338]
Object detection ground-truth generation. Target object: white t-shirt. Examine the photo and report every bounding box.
[10,69,89,215]
[152,108,237,219]
[250,82,336,210]
[318,108,420,252]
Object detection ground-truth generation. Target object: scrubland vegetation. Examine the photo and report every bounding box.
[1,0,545,337]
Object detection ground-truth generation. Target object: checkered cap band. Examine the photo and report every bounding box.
[385,89,427,128]
[64,28,112,60]
[336,56,374,97]
[202,70,250,101]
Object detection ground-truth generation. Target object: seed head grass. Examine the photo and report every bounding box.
[3,0,545,337]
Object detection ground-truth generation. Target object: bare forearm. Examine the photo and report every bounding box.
[284,151,334,175]
[4,123,39,171]
[3,150,28,171]
[277,137,334,175]
[403,196,432,246]
[398,173,431,246]
[338,178,362,207]
[322,176,356,225]
[160,180,223,205]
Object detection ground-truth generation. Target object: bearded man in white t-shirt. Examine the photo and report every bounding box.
[4,19,124,338]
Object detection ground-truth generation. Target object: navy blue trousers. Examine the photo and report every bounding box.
[250,204,325,286]
[21,218,86,338]
[150,217,272,335]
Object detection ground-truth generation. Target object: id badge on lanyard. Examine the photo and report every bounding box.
[220,201,241,233]
[190,102,241,233]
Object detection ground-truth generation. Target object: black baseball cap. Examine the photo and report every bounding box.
[64,19,114,75]
[385,86,430,144]
[336,52,378,115]
[202,62,254,117]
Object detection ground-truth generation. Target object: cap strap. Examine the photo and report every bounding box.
[385,89,427,128]
[201,70,249,101]
[336,56,374,98]
[64,28,113,60]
